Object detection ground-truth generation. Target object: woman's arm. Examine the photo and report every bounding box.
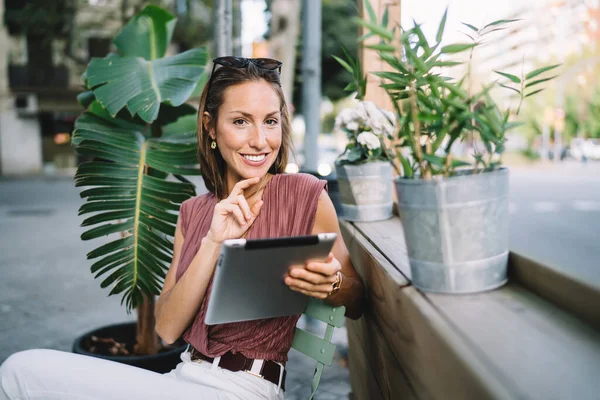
[285,189,366,320]
[154,222,221,344]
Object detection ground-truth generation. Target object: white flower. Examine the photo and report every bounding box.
[335,108,360,131]
[357,131,381,150]
[362,101,396,136]
[335,102,396,137]
[353,102,369,125]
[345,121,359,131]
[383,109,395,122]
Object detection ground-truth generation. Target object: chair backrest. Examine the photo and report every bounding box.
[291,299,346,400]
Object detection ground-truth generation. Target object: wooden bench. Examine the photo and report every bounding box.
[340,217,600,399]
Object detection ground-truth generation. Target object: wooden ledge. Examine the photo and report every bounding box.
[340,217,600,400]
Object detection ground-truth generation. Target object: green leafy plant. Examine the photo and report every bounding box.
[332,44,367,101]
[72,5,207,355]
[352,0,561,179]
[332,38,394,166]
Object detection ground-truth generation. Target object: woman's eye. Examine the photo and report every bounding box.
[233,119,246,126]
[265,119,278,125]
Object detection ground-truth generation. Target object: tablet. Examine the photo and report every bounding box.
[204,232,337,325]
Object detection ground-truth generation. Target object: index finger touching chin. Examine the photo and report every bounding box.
[230,177,260,196]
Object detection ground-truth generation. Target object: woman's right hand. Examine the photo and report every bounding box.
[206,177,264,244]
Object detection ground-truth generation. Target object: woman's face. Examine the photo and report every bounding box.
[210,80,283,192]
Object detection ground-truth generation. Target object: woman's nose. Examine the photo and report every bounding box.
[249,126,267,147]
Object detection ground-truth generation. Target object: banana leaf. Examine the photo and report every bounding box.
[87,48,207,123]
[73,109,200,312]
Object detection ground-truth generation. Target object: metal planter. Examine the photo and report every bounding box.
[335,161,394,222]
[394,168,509,294]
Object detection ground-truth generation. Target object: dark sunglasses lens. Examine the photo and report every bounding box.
[214,56,247,68]
[252,58,282,70]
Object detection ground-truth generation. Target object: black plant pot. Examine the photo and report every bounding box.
[72,322,186,374]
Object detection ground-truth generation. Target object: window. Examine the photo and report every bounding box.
[88,37,112,59]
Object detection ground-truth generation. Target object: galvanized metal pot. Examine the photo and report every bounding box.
[394,168,509,294]
[335,161,393,221]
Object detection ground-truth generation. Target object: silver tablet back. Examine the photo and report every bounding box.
[204,233,337,325]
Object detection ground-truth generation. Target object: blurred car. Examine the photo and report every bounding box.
[288,133,346,177]
[569,138,600,161]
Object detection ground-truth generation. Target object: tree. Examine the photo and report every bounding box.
[319,0,359,102]
[4,0,77,66]
[265,0,359,112]
[72,5,206,355]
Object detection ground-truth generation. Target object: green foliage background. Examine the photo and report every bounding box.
[265,0,359,111]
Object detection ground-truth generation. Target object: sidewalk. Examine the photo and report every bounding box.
[0,178,351,399]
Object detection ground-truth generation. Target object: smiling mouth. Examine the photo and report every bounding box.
[242,154,268,162]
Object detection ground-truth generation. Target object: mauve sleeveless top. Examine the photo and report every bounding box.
[175,173,327,363]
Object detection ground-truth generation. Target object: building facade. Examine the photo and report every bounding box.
[0,0,196,177]
[472,0,599,89]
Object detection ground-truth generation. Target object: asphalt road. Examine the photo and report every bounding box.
[509,162,600,288]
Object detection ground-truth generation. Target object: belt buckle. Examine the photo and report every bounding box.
[191,356,203,365]
[190,350,204,364]
[244,359,265,379]
[244,369,264,379]
[189,349,204,365]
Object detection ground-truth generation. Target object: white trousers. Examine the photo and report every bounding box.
[0,349,285,400]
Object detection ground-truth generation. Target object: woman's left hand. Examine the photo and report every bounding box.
[285,252,341,299]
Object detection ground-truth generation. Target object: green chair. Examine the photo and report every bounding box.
[291,299,347,400]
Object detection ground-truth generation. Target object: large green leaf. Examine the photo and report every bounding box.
[77,91,95,108]
[114,5,177,60]
[163,114,198,138]
[72,110,200,312]
[87,48,207,123]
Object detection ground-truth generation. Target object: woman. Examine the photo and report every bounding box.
[0,57,365,400]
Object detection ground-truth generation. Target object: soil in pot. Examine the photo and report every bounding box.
[72,322,187,374]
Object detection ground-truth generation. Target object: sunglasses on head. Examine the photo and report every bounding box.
[206,57,283,95]
[213,57,282,72]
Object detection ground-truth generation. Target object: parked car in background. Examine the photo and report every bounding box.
[287,132,346,177]
[569,138,600,161]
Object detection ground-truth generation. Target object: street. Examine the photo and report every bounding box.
[509,162,600,288]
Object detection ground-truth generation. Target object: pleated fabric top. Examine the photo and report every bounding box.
[175,173,328,363]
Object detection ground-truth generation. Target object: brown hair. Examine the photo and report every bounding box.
[197,62,292,199]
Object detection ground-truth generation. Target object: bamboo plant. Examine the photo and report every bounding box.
[72,5,206,355]
[351,1,560,179]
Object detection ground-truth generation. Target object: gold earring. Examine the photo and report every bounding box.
[210,140,217,149]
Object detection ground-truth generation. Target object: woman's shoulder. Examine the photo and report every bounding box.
[179,192,215,236]
[273,173,328,205]
[181,192,214,210]
[179,192,214,221]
